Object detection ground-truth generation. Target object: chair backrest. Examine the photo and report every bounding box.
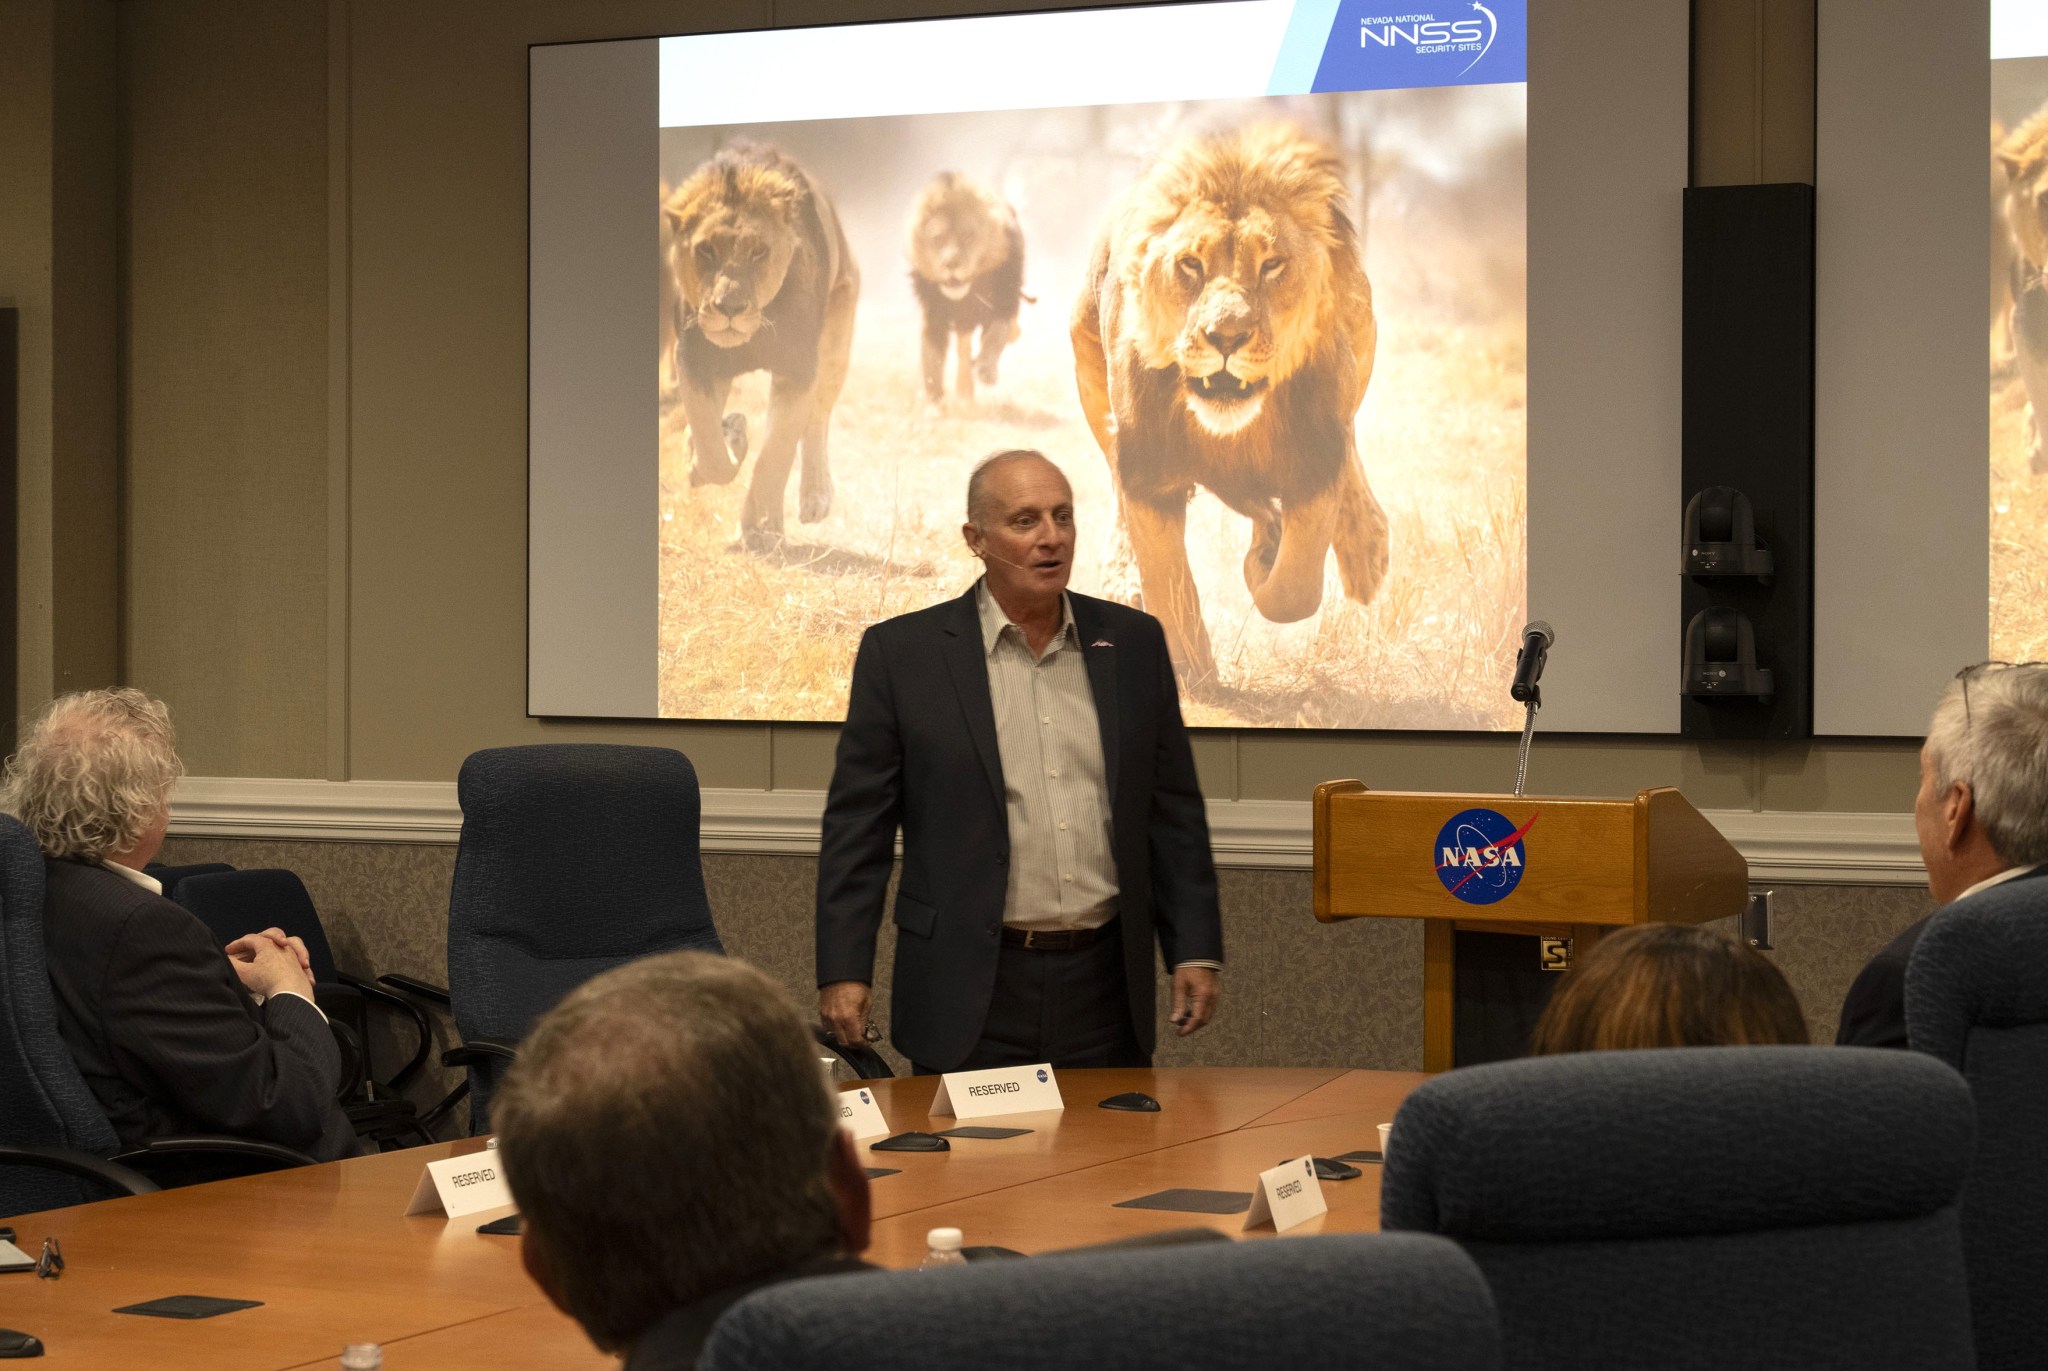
[141,861,235,901]
[0,815,121,1217]
[173,870,341,984]
[449,745,724,1126]
[1907,890,2048,1371]
[1379,1046,1977,1371]
[699,1233,1501,1371]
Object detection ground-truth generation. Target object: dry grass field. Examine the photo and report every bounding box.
[657,286,1524,728]
[1991,371,2048,660]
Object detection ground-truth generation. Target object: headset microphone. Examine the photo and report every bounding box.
[974,547,1037,572]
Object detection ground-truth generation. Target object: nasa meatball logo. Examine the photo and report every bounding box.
[1035,1069,1049,1084]
[1433,807,1537,905]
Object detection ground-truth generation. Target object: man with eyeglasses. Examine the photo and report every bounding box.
[1837,663,2048,1047]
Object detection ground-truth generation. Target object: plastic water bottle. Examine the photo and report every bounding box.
[919,1226,968,1268]
[340,1345,381,1370]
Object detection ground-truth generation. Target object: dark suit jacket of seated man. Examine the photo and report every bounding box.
[12,686,363,1163]
[815,451,1223,1074]
[1838,663,2048,1049]
[42,857,363,1161]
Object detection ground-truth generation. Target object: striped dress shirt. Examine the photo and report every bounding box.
[978,581,1119,932]
[975,581,1223,973]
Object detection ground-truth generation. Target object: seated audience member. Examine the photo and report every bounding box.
[494,953,875,1371]
[6,689,364,1161]
[1838,663,2048,1048]
[1527,923,1808,1055]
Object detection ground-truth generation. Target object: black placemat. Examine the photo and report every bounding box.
[863,1167,901,1179]
[1112,1188,1253,1215]
[1332,1150,1384,1164]
[935,1126,1032,1140]
[114,1295,263,1320]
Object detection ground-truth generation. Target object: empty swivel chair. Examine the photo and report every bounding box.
[1908,896,2048,1371]
[141,861,235,900]
[700,1232,1501,1371]
[175,869,439,1146]
[1380,1047,1976,1371]
[438,744,725,1131]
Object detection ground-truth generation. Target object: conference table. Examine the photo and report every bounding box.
[2,1066,1427,1368]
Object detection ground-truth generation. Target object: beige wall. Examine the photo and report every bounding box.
[12,0,1917,813]
[0,0,121,736]
[120,0,332,778]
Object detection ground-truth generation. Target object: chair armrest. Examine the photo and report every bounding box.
[324,1016,368,1103]
[376,973,450,1007]
[813,1026,896,1081]
[0,1144,160,1197]
[339,971,435,1091]
[115,1136,320,1169]
[442,1037,520,1069]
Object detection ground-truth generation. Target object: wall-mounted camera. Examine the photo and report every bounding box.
[1683,485,1774,581]
[1682,607,1774,700]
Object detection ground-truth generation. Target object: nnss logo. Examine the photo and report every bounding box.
[1362,3,1498,75]
[1433,806,1536,906]
[1312,0,1524,93]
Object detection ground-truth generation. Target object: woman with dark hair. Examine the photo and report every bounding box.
[1526,923,1808,1056]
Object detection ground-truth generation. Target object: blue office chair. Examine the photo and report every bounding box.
[402,745,726,1133]
[1380,1046,1977,1371]
[700,1232,1501,1371]
[1908,893,2048,1371]
[0,816,313,1218]
[174,869,439,1146]
[141,860,235,900]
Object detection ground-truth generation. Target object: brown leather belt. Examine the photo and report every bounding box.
[1001,924,1107,951]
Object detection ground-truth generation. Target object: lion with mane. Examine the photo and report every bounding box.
[907,172,1026,406]
[2000,109,2048,473]
[1071,123,1389,686]
[663,141,859,547]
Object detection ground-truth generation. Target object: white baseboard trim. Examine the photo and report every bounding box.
[165,777,1926,886]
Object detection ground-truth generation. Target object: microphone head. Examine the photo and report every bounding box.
[1524,620,1554,649]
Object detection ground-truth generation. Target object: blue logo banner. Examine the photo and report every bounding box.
[1307,0,1526,93]
[1432,806,1535,906]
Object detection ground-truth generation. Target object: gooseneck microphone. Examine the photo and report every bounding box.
[1510,621,1554,704]
[1510,621,1554,798]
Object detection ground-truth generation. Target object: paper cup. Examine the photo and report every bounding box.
[1377,1121,1393,1161]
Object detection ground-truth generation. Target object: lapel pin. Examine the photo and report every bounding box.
[1091,639,1113,648]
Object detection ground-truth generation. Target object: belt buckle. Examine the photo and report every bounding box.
[1021,929,1045,949]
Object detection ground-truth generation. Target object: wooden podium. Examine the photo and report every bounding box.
[1312,781,1747,1071]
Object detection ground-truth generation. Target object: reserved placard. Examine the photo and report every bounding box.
[930,1063,1063,1119]
[837,1085,891,1140]
[404,1149,515,1219]
[1244,1155,1327,1233]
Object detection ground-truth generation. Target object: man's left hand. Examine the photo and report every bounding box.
[1170,965,1220,1037]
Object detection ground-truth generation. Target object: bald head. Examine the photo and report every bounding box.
[962,450,1076,610]
[966,449,1065,527]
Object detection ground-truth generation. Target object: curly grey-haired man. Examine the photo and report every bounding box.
[8,688,363,1161]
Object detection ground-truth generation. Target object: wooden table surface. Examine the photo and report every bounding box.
[2,1067,1427,1369]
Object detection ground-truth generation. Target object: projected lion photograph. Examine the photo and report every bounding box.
[1994,58,2048,661]
[655,88,1527,728]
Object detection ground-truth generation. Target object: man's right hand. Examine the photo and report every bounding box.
[226,931,317,1003]
[819,980,873,1047]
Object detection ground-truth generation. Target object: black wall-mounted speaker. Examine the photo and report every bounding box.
[1680,184,1814,740]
